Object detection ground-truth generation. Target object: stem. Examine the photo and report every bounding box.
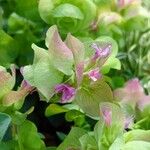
[12,124,17,139]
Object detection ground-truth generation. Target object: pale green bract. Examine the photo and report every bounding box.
[38,0,96,34]
[75,79,113,118]
[23,44,64,101]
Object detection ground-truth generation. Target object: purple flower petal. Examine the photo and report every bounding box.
[91,43,102,60]
[100,44,111,57]
[88,68,101,82]
[91,43,111,61]
[55,84,76,103]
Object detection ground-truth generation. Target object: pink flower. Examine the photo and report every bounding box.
[55,84,76,103]
[91,43,111,61]
[88,68,101,82]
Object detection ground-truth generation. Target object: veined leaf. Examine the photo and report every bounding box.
[23,44,63,101]
[75,79,113,118]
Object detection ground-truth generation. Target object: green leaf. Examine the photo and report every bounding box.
[23,44,64,101]
[79,133,98,150]
[10,111,27,125]
[47,147,56,150]
[109,136,125,150]
[0,113,11,141]
[65,110,83,121]
[15,0,41,21]
[75,79,113,118]
[52,4,84,19]
[0,7,3,28]
[45,104,68,117]
[0,140,19,150]
[18,120,45,150]
[122,141,150,150]
[111,76,125,89]
[0,30,18,67]
[8,13,35,33]
[101,58,121,74]
[65,110,85,126]
[38,0,96,34]
[57,127,87,150]
[124,130,150,143]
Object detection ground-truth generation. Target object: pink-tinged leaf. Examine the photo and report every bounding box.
[48,26,73,75]
[138,96,150,111]
[55,84,76,103]
[118,0,125,8]
[0,66,16,99]
[98,12,122,25]
[45,25,57,48]
[65,33,85,65]
[65,33,85,86]
[2,80,34,106]
[2,91,25,106]
[22,44,64,101]
[20,80,34,92]
[117,0,141,9]
[95,102,125,148]
[114,78,145,105]
[100,102,125,128]
[114,88,126,101]
[125,78,144,95]
[75,62,84,86]
[101,106,112,126]
[88,68,101,82]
